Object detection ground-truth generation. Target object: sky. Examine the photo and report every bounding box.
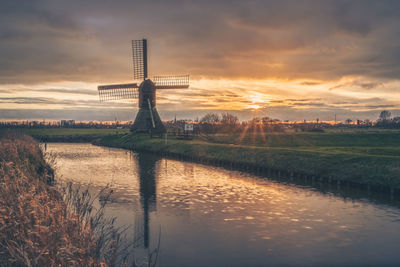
[1,0,400,122]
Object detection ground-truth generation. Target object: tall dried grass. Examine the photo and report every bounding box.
[0,130,129,266]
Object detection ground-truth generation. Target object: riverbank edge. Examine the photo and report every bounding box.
[0,131,121,266]
[33,134,104,142]
[94,133,400,197]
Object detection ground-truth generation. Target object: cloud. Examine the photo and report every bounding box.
[1,0,400,121]
[0,96,133,108]
[0,109,137,121]
[329,79,385,91]
[0,87,98,96]
[0,97,54,105]
[285,98,322,102]
[0,0,400,84]
[299,82,322,86]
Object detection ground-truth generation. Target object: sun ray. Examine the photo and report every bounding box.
[258,123,267,144]
[239,123,251,144]
[252,121,257,144]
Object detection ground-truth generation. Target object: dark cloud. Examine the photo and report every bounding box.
[0,0,400,84]
[329,79,385,91]
[291,102,327,107]
[357,82,383,90]
[213,98,232,103]
[36,88,98,95]
[225,94,241,98]
[299,82,322,86]
[0,96,132,108]
[0,97,54,105]
[0,109,136,121]
[0,87,97,96]
[363,104,396,109]
[285,98,322,102]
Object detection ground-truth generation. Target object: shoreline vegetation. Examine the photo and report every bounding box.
[20,128,129,143]
[0,131,125,266]
[94,132,400,193]
[18,127,400,193]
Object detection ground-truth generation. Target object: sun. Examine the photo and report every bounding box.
[248,104,262,110]
[247,95,265,110]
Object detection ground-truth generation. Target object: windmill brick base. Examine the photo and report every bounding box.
[132,107,165,133]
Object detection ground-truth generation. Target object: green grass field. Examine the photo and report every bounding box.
[97,130,400,189]
[205,129,400,148]
[20,128,130,137]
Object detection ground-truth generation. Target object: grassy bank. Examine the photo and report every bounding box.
[0,131,121,266]
[19,128,130,142]
[96,131,400,189]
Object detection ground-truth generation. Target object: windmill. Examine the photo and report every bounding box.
[98,39,189,133]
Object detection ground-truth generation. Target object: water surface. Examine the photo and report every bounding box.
[48,143,400,266]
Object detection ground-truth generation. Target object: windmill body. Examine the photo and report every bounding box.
[134,79,164,132]
[98,39,189,134]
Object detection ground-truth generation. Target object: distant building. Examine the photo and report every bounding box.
[60,120,75,127]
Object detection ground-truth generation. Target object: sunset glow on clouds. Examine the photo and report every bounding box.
[1,0,400,121]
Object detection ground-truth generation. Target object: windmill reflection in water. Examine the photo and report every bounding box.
[133,153,159,249]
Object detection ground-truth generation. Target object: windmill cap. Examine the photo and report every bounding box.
[139,79,155,91]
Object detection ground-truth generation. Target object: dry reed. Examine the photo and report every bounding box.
[0,130,130,266]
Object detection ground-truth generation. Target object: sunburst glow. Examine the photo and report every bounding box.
[247,104,262,110]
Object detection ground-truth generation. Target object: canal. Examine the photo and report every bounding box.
[47,143,400,266]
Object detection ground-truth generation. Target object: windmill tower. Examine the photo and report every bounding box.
[98,39,189,133]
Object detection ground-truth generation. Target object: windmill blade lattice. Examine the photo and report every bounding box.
[154,75,190,89]
[132,39,147,80]
[98,83,139,102]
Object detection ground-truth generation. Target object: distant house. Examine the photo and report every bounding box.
[60,120,75,127]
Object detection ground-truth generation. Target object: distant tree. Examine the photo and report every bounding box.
[249,117,261,124]
[393,117,400,123]
[199,113,220,134]
[379,110,391,121]
[345,118,353,124]
[261,116,271,124]
[221,113,238,127]
[200,113,220,124]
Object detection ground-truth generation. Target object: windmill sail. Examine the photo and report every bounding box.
[98,83,139,101]
[132,39,147,80]
[154,75,189,89]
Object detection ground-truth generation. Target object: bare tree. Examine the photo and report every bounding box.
[199,113,220,134]
[345,118,353,124]
[250,117,261,124]
[261,116,271,124]
[221,113,238,126]
[200,113,220,124]
[379,110,391,121]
